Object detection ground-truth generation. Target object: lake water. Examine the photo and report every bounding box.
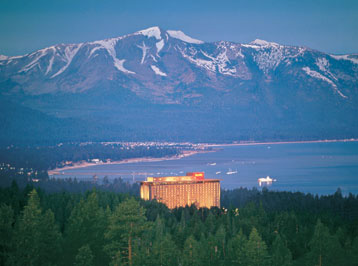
[60,141,358,195]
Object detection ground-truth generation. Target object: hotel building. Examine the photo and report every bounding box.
[140,172,220,209]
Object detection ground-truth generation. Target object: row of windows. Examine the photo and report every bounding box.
[147,182,220,209]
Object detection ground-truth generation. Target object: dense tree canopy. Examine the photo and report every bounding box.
[0,182,357,266]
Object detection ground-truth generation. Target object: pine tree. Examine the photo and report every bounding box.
[174,209,188,249]
[271,234,292,266]
[104,197,149,266]
[151,234,179,266]
[64,191,107,266]
[74,244,94,266]
[154,214,165,241]
[13,189,61,266]
[227,229,247,266]
[182,235,202,266]
[206,211,216,235]
[307,219,344,266]
[350,237,358,266]
[0,204,14,266]
[245,227,269,266]
[206,233,217,265]
[214,224,227,262]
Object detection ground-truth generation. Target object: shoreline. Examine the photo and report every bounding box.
[48,138,357,175]
[48,150,209,175]
[204,138,358,147]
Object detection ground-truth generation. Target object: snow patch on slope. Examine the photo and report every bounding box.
[156,39,165,54]
[92,39,135,74]
[115,59,135,74]
[8,55,26,60]
[236,49,244,58]
[316,58,329,72]
[137,42,150,64]
[315,58,337,81]
[18,47,57,73]
[136,26,162,40]
[89,46,104,58]
[179,45,237,76]
[246,43,306,74]
[253,48,284,74]
[51,44,83,78]
[241,39,289,74]
[151,65,167,76]
[150,54,158,62]
[45,56,55,75]
[302,67,347,98]
[167,30,204,44]
[330,54,358,64]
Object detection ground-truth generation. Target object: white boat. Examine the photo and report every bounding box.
[258,176,277,186]
[226,169,238,175]
[208,162,217,166]
[216,171,221,175]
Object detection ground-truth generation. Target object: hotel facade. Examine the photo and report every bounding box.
[140,172,220,209]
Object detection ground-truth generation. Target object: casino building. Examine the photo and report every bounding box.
[140,172,220,209]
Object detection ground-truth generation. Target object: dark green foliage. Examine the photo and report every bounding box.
[350,237,358,266]
[305,219,345,266]
[227,230,248,266]
[150,233,179,266]
[0,204,14,265]
[63,191,108,266]
[0,185,357,266]
[104,197,150,266]
[182,235,202,266]
[271,234,293,266]
[74,244,94,266]
[245,227,269,266]
[12,189,61,266]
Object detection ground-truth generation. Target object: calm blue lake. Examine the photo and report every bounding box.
[60,141,358,195]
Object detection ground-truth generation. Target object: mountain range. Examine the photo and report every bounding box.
[1,26,358,144]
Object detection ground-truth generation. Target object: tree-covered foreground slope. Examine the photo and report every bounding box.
[1,183,358,266]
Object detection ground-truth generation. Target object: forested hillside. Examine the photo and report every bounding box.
[1,182,357,266]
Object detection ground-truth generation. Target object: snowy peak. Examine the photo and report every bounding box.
[241,39,281,50]
[135,26,162,40]
[0,26,357,103]
[134,27,204,44]
[166,30,204,44]
[251,39,278,46]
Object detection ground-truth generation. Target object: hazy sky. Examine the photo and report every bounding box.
[1,0,357,56]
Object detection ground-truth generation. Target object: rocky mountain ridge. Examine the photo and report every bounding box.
[1,26,357,143]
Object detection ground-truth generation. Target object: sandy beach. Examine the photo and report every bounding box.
[48,149,208,175]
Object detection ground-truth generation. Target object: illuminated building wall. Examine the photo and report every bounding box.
[140,172,220,209]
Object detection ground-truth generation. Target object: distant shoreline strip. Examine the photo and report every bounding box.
[47,138,357,176]
[48,150,208,176]
[205,138,358,147]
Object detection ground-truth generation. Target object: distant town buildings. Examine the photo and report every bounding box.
[140,172,220,209]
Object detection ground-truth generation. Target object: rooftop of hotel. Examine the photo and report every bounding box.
[140,172,221,183]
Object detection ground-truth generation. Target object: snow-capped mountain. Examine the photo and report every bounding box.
[1,27,358,143]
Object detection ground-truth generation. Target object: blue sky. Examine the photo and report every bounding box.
[1,0,357,56]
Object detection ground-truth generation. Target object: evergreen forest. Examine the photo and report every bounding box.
[1,180,358,266]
